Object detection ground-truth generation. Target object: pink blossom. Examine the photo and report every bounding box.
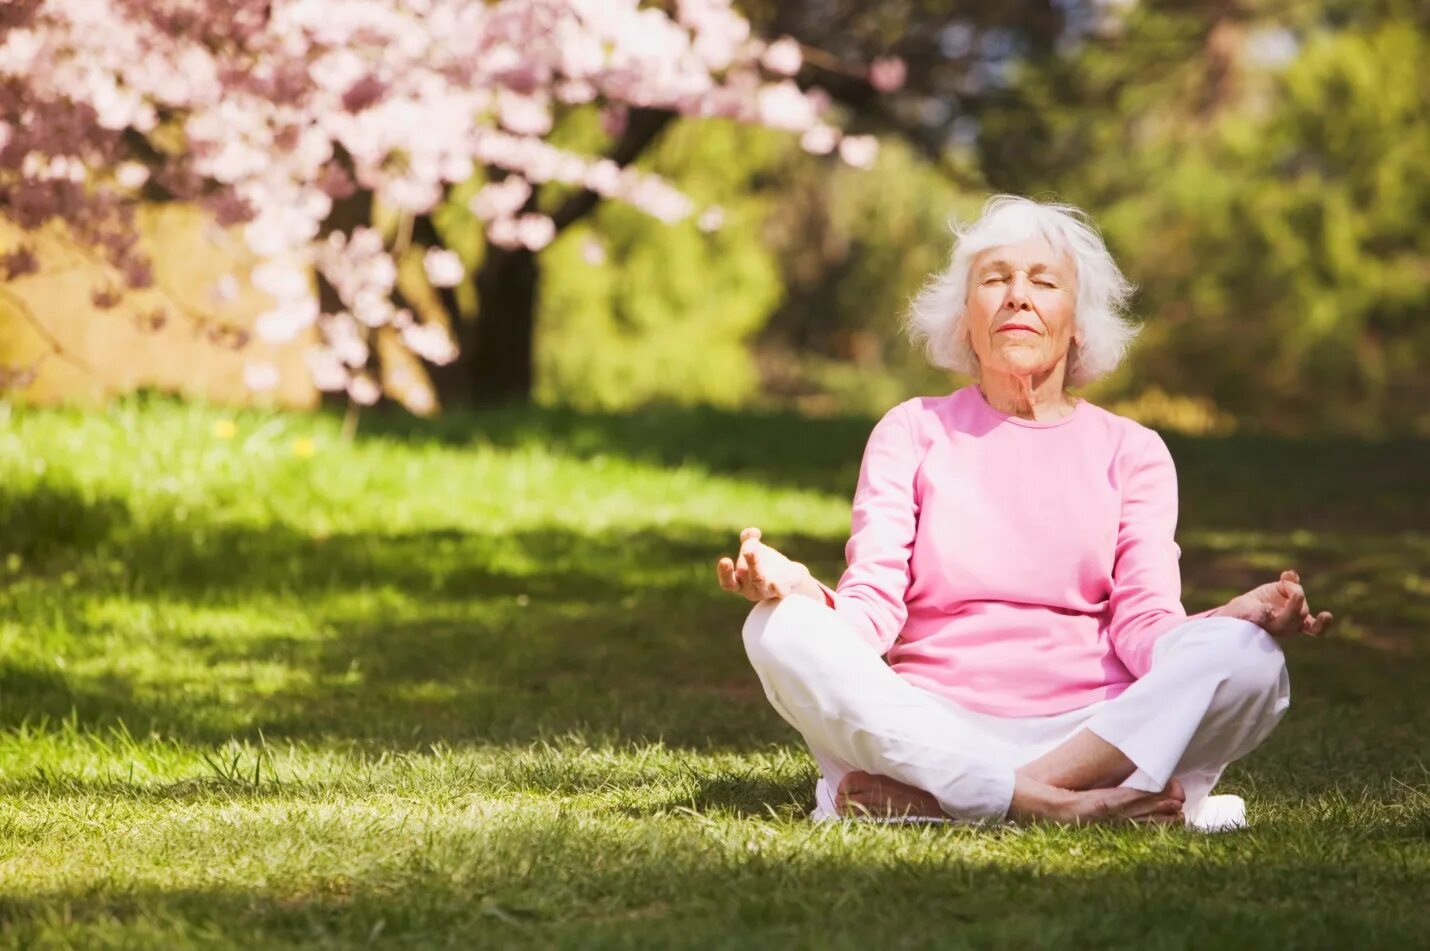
[251,261,310,302]
[0,0,888,407]
[352,291,396,328]
[347,374,381,405]
[580,234,607,265]
[243,361,281,391]
[868,57,907,93]
[488,217,522,250]
[697,205,725,232]
[515,214,556,251]
[799,124,839,156]
[761,38,802,77]
[423,248,465,288]
[325,312,371,366]
[584,159,622,196]
[115,162,151,189]
[838,134,880,169]
[256,296,319,343]
[211,274,240,304]
[757,81,817,132]
[304,346,348,392]
[469,177,533,220]
[401,322,458,364]
[497,89,553,136]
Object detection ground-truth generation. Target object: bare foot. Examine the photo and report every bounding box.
[836,770,948,820]
[835,771,1186,826]
[1009,776,1186,826]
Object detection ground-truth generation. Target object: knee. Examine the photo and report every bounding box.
[1175,618,1290,713]
[742,595,827,674]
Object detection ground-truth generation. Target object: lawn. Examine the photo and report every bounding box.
[1,397,1427,948]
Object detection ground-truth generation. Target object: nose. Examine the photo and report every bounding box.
[1003,272,1033,311]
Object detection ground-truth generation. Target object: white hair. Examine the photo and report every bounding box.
[904,194,1139,388]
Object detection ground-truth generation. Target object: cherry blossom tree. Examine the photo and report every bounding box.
[0,0,899,409]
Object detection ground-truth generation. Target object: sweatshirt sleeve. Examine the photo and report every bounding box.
[1107,430,1213,677]
[817,403,921,654]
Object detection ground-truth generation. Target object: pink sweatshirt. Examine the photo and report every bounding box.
[819,384,1212,717]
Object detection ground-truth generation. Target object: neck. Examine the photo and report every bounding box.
[977,364,1076,421]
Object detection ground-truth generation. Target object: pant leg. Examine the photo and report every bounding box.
[742,596,1016,822]
[1083,616,1290,814]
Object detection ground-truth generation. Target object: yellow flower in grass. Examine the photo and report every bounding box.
[213,420,237,440]
[291,437,316,458]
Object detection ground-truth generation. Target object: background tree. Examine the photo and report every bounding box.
[0,0,884,410]
[977,0,1430,435]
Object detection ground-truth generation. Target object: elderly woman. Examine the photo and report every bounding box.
[716,195,1333,828]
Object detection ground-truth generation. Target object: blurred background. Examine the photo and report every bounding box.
[2,5,1428,941]
[3,0,1425,438]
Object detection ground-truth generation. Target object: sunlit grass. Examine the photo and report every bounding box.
[1,397,1427,947]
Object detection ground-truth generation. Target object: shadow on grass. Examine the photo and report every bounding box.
[2,831,1428,947]
[347,401,1430,532]
[0,483,844,748]
[351,401,875,498]
[3,437,1429,759]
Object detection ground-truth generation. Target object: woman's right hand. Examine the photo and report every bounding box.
[716,527,814,602]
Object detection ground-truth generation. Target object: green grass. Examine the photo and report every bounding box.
[1,396,1427,948]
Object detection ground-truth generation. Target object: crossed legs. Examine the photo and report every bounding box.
[742,595,1289,825]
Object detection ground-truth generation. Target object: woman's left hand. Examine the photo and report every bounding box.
[1216,569,1334,639]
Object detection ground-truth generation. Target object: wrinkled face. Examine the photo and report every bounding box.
[964,235,1079,379]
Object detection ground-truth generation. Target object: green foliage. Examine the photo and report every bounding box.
[1,398,1428,945]
[981,2,1430,435]
[513,113,977,415]
[759,138,977,402]
[535,119,789,410]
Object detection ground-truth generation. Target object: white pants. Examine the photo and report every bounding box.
[743,596,1290,827]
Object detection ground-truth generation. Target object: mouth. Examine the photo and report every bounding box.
[996,324,1038,334]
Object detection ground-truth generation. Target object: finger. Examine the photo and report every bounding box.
[740,526,762,545]
[1278,581,1305,610]
[746,547,766,587]
[1273,592,1303,634]
[716,557,737,591]
[736,550,753,591]
[1305,610,1334,636]
[1281,569,1300,584]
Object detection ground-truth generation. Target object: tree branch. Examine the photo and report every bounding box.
[798,53,985,191]
[0,285,103,378]
[549,107,676,233]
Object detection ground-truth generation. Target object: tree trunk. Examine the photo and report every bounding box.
[432,245,538,407]
[429,108,674,407]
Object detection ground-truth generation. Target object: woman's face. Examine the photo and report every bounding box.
[964,236,1079,379]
